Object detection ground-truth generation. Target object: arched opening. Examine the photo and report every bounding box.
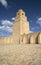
[18,13,19,15]
[28,38,30,44]
[36,33,40,44]
[36,37,38,44]
[22,13,24,15]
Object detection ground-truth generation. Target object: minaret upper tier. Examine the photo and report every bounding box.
[16,9,25,16]
[15,9,28,22]
[13,9,30,35]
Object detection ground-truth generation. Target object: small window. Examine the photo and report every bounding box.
[18,13,19,15]
[22,13,24,15]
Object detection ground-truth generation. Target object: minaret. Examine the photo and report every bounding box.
[13,9,30,44]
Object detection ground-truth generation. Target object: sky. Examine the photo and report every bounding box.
[0,0,41,37]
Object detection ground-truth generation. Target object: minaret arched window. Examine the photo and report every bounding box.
[22,13,24,15]
[18,13,19,15]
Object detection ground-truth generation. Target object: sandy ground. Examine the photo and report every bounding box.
[0,44,41,65]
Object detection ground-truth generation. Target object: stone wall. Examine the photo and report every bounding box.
[0,36,13,44]
[0,32,41,44]
[20,32,41,44]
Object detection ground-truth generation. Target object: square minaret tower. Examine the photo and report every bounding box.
[13,9,30,44]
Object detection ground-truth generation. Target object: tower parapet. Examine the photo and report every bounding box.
[15,9,28,23]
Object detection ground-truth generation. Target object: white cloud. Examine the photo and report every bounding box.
[2,20,13,26]
[0,26,4,29]
[4,26,12,32]
[0,26,12,32]
[12,17,15,20]
[30,31,33,33]
[0,0,8,8]
[37,17,41,26]
[0,20,13,32]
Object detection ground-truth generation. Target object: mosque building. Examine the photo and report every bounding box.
[0,9,41,44]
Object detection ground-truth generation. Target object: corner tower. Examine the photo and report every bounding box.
[13,9,30,44]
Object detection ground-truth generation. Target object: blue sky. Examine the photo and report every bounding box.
[0,0,41,37]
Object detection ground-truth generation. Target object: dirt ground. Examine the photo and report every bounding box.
[0,44,41,65]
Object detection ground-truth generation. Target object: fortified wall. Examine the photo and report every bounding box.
[0,9,41,44]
